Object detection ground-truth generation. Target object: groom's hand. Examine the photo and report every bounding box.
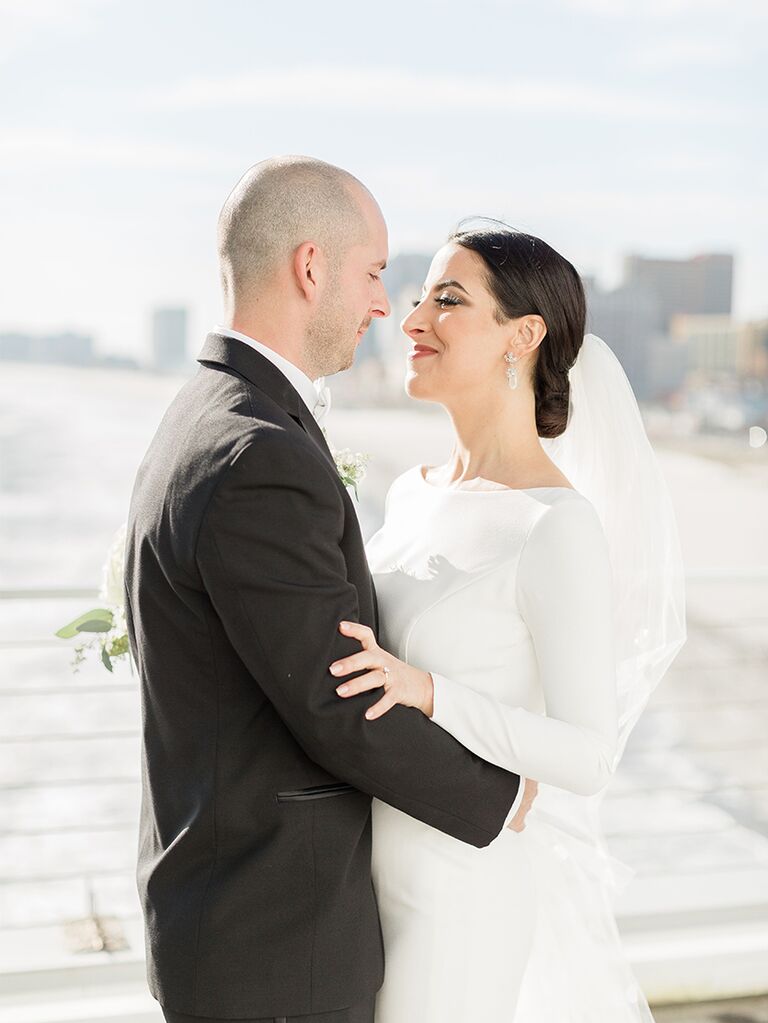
[507,778,539,832]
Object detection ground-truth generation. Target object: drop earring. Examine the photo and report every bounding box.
[504,351,519,390]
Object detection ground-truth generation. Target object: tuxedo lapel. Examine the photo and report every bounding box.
[197,332,336,470]
[293,398,336,466]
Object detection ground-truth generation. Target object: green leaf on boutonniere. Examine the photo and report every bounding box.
[55,608,114,639]
[100,645,114,673]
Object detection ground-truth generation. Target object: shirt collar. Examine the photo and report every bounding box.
[213,324,324,417]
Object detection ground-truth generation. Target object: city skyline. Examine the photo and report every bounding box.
[0,0,763,359]
[0,244,756,365]
[4,246,766,427]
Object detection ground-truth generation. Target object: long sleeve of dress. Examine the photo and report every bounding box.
[429,496,618,797]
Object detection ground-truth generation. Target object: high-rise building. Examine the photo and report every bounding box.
[623,253,733,331]
[585,253,735,400]
[152,308,188,372]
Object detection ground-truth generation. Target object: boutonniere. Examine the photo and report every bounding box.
[322,426,372,502]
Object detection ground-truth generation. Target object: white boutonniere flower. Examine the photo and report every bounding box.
[321,426,371,502]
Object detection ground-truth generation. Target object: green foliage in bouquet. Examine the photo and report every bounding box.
[55,524,130,674]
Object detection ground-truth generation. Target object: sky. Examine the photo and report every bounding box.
[0,0,765,360]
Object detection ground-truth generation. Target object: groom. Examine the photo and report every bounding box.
[124,156,534,1023]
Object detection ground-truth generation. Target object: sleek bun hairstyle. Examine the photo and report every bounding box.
[448,218,586,438]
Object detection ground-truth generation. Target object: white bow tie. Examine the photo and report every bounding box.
[312,381,331,425]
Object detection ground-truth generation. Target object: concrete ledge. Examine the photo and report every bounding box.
[2,914,768,1022]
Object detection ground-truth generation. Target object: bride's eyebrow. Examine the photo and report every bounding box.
[421,279,471,297]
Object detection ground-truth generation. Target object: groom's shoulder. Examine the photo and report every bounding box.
[145,365,326,492]
[167,362,292,444]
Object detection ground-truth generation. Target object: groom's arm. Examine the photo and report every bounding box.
[196,433,521,849]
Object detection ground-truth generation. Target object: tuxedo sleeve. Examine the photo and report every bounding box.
[429,498,618,797]
[196,434,521,848]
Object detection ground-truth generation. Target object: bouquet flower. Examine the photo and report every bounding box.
[55,523,130,673]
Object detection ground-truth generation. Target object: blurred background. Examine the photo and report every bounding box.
[1,1,766,1020]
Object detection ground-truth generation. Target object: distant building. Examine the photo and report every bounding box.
[623,253,733,330]
[741,319,768,380]
[0,333,32,361]
[584,279,663,399]
[0,331,94,365]
[671,314,768,382]
[98,353,141,371]
[585,252,735,401]
[152,308,188,372]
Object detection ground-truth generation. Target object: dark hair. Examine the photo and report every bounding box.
[448,217,586,438]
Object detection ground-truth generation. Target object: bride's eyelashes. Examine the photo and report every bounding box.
[411,294,462,309]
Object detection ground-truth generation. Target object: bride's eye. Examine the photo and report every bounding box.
[410,293,461,309]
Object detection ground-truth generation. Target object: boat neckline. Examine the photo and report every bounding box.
[416,463,578,494]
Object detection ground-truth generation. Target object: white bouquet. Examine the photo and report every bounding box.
[56,522,130,673]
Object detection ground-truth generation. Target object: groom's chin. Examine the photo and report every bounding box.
[337,345,358,373]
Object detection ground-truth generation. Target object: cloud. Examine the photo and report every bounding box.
[626,37,745,70]
[143,66,742,125]
[0,131,226,171]
[0,0,117,62]
[561,0,764,18]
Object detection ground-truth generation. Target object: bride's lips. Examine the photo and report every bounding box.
[408,344,438,360]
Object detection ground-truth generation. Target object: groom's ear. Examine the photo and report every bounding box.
[293,241,323,303]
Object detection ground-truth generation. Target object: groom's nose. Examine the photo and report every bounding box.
[372,280,391,318]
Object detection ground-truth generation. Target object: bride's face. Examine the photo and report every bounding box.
[400,242,517,404]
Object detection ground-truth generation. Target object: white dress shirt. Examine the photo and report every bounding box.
[213,324,330,422]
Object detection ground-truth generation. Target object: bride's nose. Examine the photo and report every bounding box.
[400,303,427,338]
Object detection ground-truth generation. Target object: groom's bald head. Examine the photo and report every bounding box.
[217,155,372,303]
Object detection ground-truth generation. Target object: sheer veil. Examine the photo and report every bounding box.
[513,333,688,1022]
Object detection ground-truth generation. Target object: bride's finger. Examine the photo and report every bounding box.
[329,651,375,677]
[364,692,396,720]
[335,669,386,699]
[338,620,376,648]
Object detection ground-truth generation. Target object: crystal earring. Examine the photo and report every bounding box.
[504,351,519,390]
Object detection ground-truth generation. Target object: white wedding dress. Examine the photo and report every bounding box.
[364,462,653,1023]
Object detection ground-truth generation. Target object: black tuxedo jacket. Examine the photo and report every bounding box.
[124,332,521,1018]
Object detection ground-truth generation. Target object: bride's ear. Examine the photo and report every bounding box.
[516,314,548,355]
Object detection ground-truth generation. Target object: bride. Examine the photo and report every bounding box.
[327,221,687,1022]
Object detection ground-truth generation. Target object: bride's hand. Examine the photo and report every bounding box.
[330,621,434,720]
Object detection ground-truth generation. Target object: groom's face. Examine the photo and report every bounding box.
[307,193,390,376]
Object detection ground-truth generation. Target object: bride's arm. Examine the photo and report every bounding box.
[429,498,618,797]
